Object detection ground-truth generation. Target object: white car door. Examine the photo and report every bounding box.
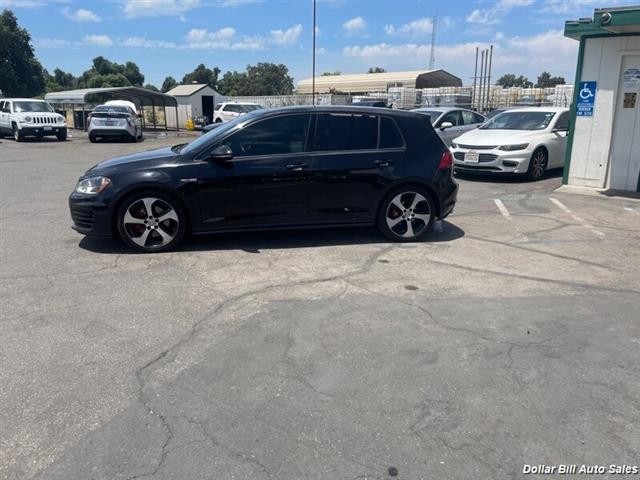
[0,101,10,131]
[546,111,569,167]
[222,105,241,122]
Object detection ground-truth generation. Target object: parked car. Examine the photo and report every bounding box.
[88,104,142,143]
[412,107,486,146]
[353,100,389,108]
[0,98,67,141]
[69,106,458,252]
[201,122,223,134]
[450,107,570,180]
[213,102,262,123]
[484,107,517,119]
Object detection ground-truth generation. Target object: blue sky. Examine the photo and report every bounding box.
[3,0,635,88]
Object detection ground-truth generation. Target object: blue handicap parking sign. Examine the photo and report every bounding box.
[576,81,597,117]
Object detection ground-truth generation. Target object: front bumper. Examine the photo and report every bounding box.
[19,126,66,136]
[68,192,114,237]
[451,147,532,174]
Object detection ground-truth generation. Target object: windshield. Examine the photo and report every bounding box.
[481,111,556,130]
[13,101,54,113]
[180,111,261,155]
[94,105,130,113]
[236,104,262,113]
[413,110,441,124]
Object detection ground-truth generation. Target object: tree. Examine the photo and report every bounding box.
[161,76,177,92]
[182,64,220,89]
[496,73,533,88]
[77,57,145,88]
[535,71,566,88]
[144,84,159,92]
[0,9,46,97]
[321,71,341,76]
[44,68,77,92]
[367,67,386,74]
[217,63,294,96]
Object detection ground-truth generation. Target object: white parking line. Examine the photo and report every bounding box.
[624,207,640,216]
[494,198,528,242]
[549,197,605,237]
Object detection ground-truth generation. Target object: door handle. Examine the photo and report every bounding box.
[286,163,308,171]
[374,160,394,167]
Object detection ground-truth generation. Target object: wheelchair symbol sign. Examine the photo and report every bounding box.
[577,81,597,117]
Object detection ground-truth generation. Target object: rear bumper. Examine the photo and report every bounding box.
[89,128,134,138]
[19,126,66,136]
[438,176,458,219]
[68,193,114,237]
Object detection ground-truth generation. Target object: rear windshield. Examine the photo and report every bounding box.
[481,111,556,130]
[13,101,54,113]
[413,110,441,124]
[94,106,130,113]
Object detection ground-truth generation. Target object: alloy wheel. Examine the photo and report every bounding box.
[531,151,546,179]
[385,191,431,239]
[122,197,179,249]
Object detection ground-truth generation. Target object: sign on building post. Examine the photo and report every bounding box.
[576,81,597,117]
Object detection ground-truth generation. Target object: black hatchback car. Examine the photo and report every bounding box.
[69,106,458,252]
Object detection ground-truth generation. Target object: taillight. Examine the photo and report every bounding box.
[439,151,453,169]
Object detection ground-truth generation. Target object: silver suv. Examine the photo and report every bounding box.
[88,105,142,143]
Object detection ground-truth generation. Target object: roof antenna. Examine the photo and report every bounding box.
[429,16,436,70]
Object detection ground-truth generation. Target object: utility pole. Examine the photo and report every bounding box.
[472,47,479,110]
[312,0,317,106]
[428,16,436,70]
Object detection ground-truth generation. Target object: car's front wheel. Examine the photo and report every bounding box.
[527,148,548,180]
[13,125,24,142]
[377,186,435,242]
[117,192,186,252]
[57,130,67,141]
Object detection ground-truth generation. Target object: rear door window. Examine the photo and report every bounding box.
[554,112,569,130]
[312,113,378,151]
[462,110,484,125]
[379,117,404,149]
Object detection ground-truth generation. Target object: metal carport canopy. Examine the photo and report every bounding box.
[44,86,177,108]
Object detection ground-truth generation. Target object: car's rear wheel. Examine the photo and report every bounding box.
[527,148,547,180]
[13,125,24,142]
[117,192,186,253]
[377,187,435,242]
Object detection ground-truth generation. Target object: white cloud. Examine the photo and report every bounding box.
[122,37,177,48]
[185,27,265,50]
[83,34,113,46]
[384,17,433,36]
[124,0,200,18]
[62,7,101,22]
[270,24,303,45]
[342,16,367,34]
[542,0,600,14]
[466,0,534,25]
[0,0,46,8]
[466,9,500,25]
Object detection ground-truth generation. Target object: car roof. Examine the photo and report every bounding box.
[221,101,261,105]
[252,105,428,120]
[501,106,569,113]
[3,98,48,102]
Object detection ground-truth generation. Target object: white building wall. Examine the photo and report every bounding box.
[568,35,640,189]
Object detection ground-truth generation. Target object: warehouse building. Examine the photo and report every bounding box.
[165,84,225,129]
[297,69,462,95]
[563,6,640,194]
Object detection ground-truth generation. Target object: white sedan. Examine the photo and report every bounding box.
[450,107,570,180]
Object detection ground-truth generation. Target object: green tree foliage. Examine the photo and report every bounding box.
[496,74,533,88]
[217,63,294,96]
[144,84,159,92]
[535,71,566,88]
[44,68,77,92]
[367,67,386,74]
[77,57,145,88]
[161,76,178,92]
[321,71,341,76]
[0,9,46,97]
[182,64,220,89]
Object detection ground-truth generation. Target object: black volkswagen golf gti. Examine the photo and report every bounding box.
[69,106,458,252]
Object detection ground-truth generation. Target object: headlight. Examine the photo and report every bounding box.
[498,143,529,151]
[75,176,111,195]
[451,141,458,149]
[57,117,64,123]
[25,116,33,123]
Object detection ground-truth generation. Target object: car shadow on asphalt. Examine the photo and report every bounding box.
[78,221,465,254]
[454,167,563,183]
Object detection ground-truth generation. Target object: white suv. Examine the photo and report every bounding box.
[212,102,262,123]
[0,98,67,142]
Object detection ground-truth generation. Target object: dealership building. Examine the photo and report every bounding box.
[563,6,640,195]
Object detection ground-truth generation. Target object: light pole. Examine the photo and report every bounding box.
[312,0,316,106]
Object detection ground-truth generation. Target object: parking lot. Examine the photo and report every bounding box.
[2,134,639,479]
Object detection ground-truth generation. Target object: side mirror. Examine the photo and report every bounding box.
[552,127,568,133]
[207,145,233,161]
[440,122,453,130]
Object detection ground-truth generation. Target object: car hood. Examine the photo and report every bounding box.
[88,146,179,174]
[454,128,543,146]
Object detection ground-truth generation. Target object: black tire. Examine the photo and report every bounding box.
[13,125,24,142]
[377,186,435,242]
[215,119,223,123]
[57,131,67,141]
[89,133,98,143]
[117,191,187,253]
[527,148,548,181]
